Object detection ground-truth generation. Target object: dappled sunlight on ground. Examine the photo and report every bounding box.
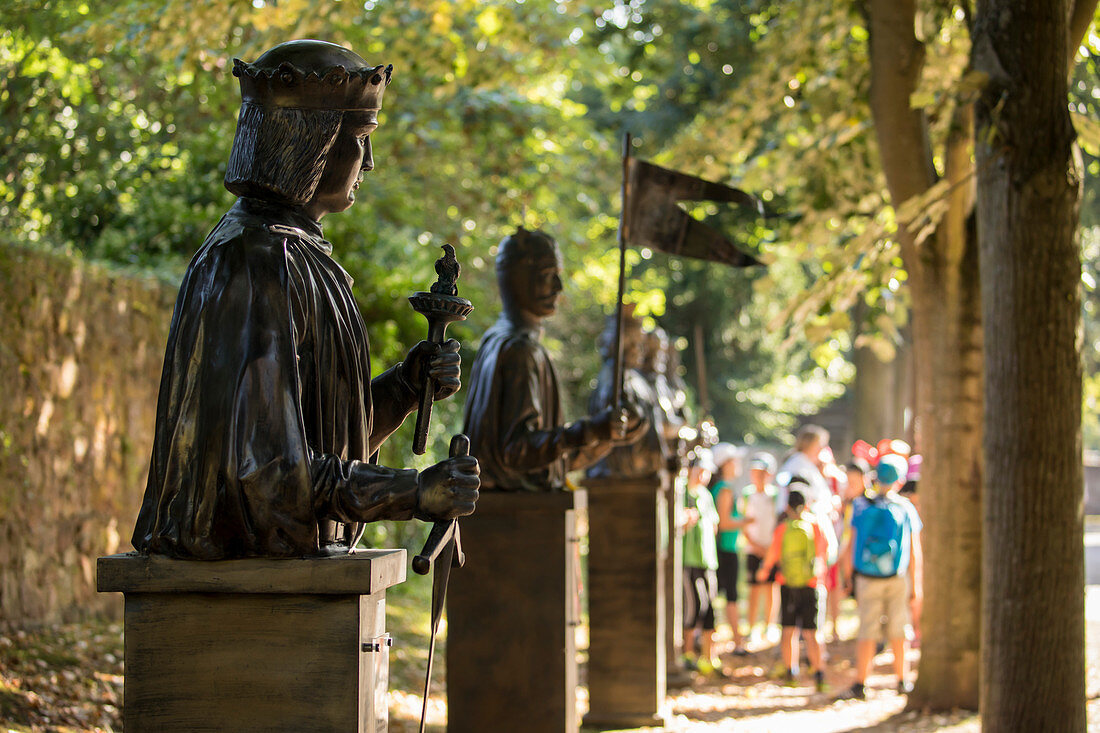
[3,543,1099,731]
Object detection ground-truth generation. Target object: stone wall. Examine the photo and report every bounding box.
[0,245,171,626]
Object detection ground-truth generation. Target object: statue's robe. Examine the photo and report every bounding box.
[132,197,420,559]
[463,315,608,491]
[586,360,669,479]
[650,366,690,472]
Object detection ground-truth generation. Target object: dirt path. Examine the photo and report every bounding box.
[651,636,979,733]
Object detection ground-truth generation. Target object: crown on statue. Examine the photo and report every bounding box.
[233,39,392,112]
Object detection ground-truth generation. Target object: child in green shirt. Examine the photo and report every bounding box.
[683,449,720,674]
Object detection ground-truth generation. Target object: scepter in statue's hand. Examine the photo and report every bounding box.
[408,243,475,574]
[409,244,474,455]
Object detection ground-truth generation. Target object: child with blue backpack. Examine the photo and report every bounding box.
[839,453,923,699]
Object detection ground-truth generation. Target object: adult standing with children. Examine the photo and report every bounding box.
[742,452,780,642]
[711,443,753,655]
[778,425,839,640]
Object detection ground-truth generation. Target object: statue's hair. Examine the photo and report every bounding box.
[641,327,669,370]
[224,102,344,205]
[495,227,558,272]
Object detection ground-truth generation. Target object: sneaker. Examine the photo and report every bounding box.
[732,645,750,657]
[814,670,829,693]
[897,679,913,695]
[767,662,789,679]
[837,682,865,700]
[696,657,714,676]
[682,654,699,672]
[781,673,799,688]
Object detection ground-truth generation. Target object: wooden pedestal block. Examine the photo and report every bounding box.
[582,473,668,729]
[665,473,691,686]
[97,550,405,733]
[446,490,584,733]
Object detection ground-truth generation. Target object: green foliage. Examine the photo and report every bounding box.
[1,0,622,455]
[0,0,848,447]
[595,0,1097,445]
[562,0,885,441]
[4,0,1095,451]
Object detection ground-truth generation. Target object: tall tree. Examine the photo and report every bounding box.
[976,0,1096,728]
[864,0,985,709]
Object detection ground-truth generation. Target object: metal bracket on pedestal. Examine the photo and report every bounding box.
[361,634,393,653]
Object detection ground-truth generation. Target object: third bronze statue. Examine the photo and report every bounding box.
[586,309,671,479]
[131,40,479,559]
[643,326,695,473]
[463,227,647,491]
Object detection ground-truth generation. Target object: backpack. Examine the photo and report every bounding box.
[779,517,816,588]
[852,496,908,578]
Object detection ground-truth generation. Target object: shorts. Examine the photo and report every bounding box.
[779,585,818,630]
[746,553,777,585]
[716,550,740,601]
[684,566,717,631]
[855,574,910,642]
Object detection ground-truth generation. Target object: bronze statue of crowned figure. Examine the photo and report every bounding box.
[462,227,648,491]
[131,40,479,560]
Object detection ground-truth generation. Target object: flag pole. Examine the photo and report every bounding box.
[693,320,710,418]
[611,132,632,416]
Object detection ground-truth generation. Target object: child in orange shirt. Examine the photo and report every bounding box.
[757,489,828,691]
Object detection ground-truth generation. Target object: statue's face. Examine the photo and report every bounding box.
[504,242,563,319]
[642,331,668,373]
[305,111,378,220]
[622,325,644,368]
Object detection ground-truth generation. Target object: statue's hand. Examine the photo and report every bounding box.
[415,455,480,521]
[401,339,462,401]
[615,402,650,445]
[588,404,650,445]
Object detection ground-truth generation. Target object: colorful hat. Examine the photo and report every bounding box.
[750,452,777,474]
[711,442,741,468]
[874,454,909,485]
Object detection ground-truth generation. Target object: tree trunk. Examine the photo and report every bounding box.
[975,1,1086,729]
[909,220,984,711]
[866,0,984,709]
[852,343,909,445]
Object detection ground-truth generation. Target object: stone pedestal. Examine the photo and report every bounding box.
[582,473,668,729]
[447,490,584,733]
[97,550,405,733]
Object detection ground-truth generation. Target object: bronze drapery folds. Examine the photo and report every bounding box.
[133,40,478,559]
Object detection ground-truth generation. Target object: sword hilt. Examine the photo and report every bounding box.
[412,434,469,575]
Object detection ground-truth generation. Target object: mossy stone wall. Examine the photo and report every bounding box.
[0,245,171,626]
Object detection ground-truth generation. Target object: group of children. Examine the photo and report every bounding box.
[680,429,923,699]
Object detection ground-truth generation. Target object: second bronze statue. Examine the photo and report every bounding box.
[463,226,649,492]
